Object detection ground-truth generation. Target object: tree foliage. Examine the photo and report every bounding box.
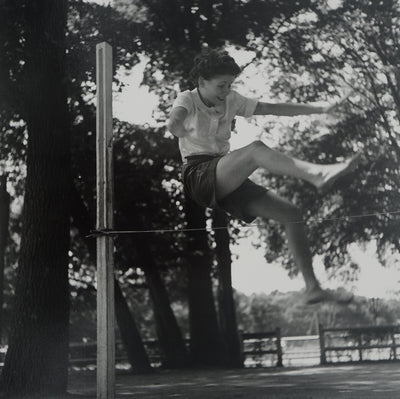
[248,0,400,275]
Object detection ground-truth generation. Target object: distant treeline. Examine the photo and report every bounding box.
[65,288,400,343]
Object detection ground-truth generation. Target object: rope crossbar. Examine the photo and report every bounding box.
[88,209,400,237]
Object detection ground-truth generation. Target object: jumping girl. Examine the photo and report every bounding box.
[167,48,361,304]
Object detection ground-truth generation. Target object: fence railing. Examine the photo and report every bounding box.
[69,330,284,368]
[3,324,400,369]
[240,328,283,367]
[69,339,162,367]
[319,324,400,364]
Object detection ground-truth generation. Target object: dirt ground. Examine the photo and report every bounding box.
[63,361,400,399]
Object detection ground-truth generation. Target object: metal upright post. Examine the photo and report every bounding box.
[96,41,115,399]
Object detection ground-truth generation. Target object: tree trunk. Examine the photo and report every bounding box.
[131,219,188,368]
[70,184,153,373]
[72,182,187,369]
[212,209,243,368]
[185,195,227,366]
[0,175,10,344]
[2,1,70,395]
[114,280,153,373]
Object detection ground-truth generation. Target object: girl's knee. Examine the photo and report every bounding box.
[250,140,269,151]
[256,193,304,224]
[249,141,273,163]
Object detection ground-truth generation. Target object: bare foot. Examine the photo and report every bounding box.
[304,286,354,305]
[313,153,362,193]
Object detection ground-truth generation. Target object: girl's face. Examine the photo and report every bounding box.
[198,74,236,107]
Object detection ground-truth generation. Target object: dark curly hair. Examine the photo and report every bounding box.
[190,48,241,85]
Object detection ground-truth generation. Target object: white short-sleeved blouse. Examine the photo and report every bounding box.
[171,88,258,161]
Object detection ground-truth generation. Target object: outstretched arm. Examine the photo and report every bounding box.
[167,106,189,137]
[254,93,351,116]
[254,101,325,116]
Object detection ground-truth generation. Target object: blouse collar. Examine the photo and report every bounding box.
[192,88,226,114]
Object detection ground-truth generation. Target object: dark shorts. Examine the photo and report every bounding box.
[182,154,268,223]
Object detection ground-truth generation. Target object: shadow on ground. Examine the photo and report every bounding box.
[65,361,400,399]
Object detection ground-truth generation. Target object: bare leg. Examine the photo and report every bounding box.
[243,191,353,305]
[215,140,361,200]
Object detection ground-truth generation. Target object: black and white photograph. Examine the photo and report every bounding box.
[0,0,400,397]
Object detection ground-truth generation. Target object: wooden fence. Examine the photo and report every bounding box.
[3,325,400,369]
[240,328,283,367]
[319,324,400,364]
[68,330,283,368]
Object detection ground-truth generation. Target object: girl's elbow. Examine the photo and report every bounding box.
[167,121,185,137]
[166,120,174,133]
